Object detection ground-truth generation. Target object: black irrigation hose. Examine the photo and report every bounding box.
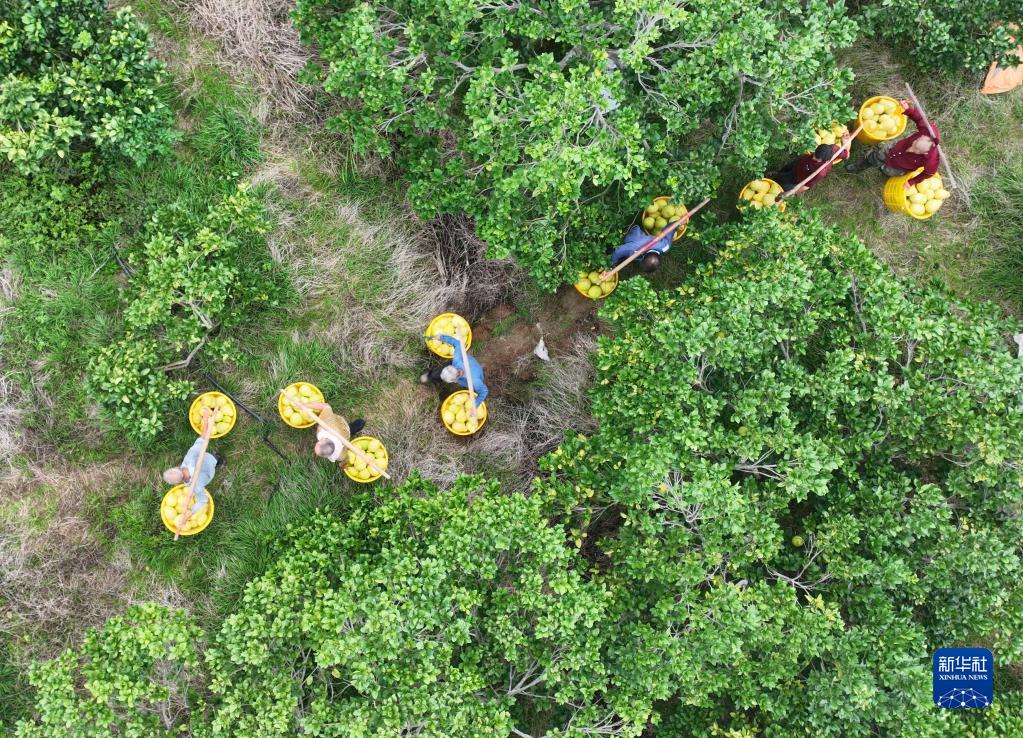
[110,242,291,464]
[196,368,289,463]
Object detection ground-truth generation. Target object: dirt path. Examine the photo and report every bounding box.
[471,285,604,402]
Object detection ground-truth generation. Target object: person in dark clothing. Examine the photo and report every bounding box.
[846,101,940,188]
[769,141,850,195]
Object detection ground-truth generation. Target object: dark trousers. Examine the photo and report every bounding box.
[424,366,447,383]
[768,159,799,191]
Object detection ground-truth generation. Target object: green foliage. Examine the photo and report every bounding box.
[0,0,175,175]
[540,209,1023,735]
[855,0,1021,73]
[205,475,647,738]
[86,184,283,442]
[14,604,204,738]
[294,0,856,289]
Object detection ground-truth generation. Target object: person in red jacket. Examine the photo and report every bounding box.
[769,138,850,195]
[846,100,940,187]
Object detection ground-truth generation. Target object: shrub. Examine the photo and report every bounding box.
[540,209,1023,735]
[855,0,1022,73]
[294,0,856,289]
[14,604,204,738]
[205,475,649,738]
[0,0,175,175]
[87,184,283,442]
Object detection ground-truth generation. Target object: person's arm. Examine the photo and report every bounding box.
[908,150,940,186]
[473,379,489,408]
[181,437,203,474]
[436,334,465,371]
[305,401,330,412]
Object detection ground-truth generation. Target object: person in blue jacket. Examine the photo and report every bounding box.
[610,225,672,273]
[420,333,489,407]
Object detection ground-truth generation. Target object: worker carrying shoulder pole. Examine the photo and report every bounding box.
[769,138,850,195]
[846,100,940,187]
[303,401,366,466]
[163,431,218,519]
[420,333,489,407]
[610,225,672,274]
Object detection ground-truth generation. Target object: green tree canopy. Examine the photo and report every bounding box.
[205,475,649,738]
[294,0,856,288]
[541,209,1023,735]
[0,0,175,175]
[856,0,1022,73]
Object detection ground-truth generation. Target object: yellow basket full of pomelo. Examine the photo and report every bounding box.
[857,96,907,144]
[426,313,472,358]
[738,178,786,212]
[574,269,617,300]
[640,196,688,241]
[161,484,214,536]
[883,167,949,220]
[189,392,236,438]
[441,390,488,436]
[343,436,389,483]
[278,382,325,428]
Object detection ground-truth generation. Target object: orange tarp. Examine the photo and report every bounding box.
[981,25,1023,95]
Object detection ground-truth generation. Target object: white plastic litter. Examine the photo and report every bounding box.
[533,337,550,361]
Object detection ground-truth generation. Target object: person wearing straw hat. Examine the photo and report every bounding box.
[846,100,940,187]
[420,334,489,407]
[769,140,850,195]
[163,435,218,517]
[303,401,366,466]
[610,225,672,274]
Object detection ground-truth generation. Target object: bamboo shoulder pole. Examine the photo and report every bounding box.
[280,389,390,479]
[904,83,958,192]
[174,411,213,540]
[457,339,479,421]
[778,123,864,201]
[600,197,712,283]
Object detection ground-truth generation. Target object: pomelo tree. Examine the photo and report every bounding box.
[0,0,174,175]
[541,209,1023,735]
[294,0,856,288]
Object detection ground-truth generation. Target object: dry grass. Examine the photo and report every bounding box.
[171,0,318,129]
[256,159,524,379]
[0,462,188,662]
[0,267,27,477]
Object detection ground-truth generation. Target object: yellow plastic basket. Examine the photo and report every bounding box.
[343,436,389,483]
[161,484,214,536]
[883,168,942,220]
[278,382,325,428]
[189,392,236,438]
[441,390,488,436]
[574,269,618,300]
[856,96,908,144]
[641,196,688,242]
[738,179,787,212]
[426,313,472,358]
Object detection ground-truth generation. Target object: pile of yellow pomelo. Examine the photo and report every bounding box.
[279,382,324,428]
[442,390,487,435]
[815,121,847,147]
[905,175,950,217]
[189,392,235,437]
[860,98,905,140]
[161,485,211,535]
[739,179,784,209]
[344,436,388,482]
[641,197,686,236]
[426,314,471,358]
[575,270,616,300]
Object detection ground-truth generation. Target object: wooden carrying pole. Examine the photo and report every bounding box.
[457,340,479,421]
[280,389,390,479]
[778,123,864,201]
[903,83,958,192]
[174,411,213,540]
[600,197,712,282]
